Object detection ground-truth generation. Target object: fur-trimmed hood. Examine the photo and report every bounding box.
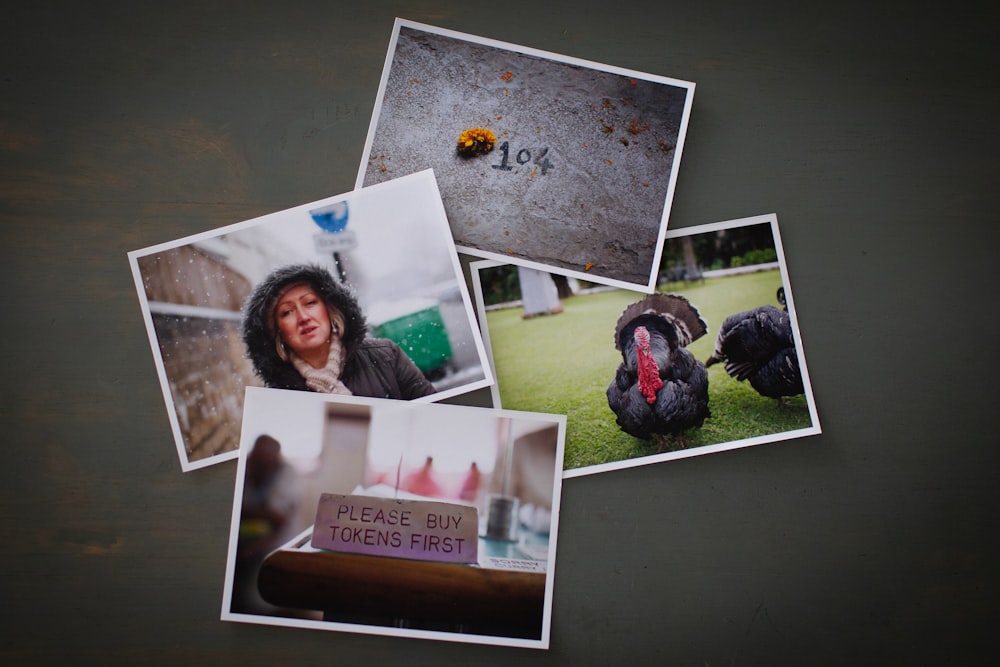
[241,264,368,390]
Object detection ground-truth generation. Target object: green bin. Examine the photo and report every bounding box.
[372,303,452,375]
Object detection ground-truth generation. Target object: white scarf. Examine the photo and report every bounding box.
[289,336,353,395]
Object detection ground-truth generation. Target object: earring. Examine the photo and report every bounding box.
[275,336,289,362]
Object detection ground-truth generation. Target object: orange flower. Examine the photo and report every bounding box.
[457,127,497,157]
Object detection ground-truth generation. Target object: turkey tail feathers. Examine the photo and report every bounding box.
[614,293,708,349]
[724,360,757,382]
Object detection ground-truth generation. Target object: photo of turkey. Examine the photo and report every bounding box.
[606,293,710,452]
[705,287,804,404]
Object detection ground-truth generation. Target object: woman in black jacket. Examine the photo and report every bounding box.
[241,264,437,400]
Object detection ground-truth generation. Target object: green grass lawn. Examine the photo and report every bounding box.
[484,269,816,471]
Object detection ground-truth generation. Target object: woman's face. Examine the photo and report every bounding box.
[274,283,331,358]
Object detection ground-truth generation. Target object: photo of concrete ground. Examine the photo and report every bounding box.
[360,24,693,289]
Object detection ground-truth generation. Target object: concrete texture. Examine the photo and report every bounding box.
[362,25,691,288]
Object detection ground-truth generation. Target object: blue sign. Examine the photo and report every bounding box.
[309,201,349,233]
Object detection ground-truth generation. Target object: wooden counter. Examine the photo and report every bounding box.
[257,546,546,638]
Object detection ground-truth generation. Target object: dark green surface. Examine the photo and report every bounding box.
[2,1,997,664]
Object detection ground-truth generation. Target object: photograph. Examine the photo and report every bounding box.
[357,19,695,291]
[222,387,566,649]
[128,170,493,471]
[471,214,821,477]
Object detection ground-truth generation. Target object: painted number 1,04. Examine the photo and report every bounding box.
[492,142,554,174]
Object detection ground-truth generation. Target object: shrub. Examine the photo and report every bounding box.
[732,248,777,267]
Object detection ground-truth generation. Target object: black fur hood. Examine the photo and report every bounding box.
[241,264,368,389]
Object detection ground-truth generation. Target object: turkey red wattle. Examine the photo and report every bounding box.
[634,325,663,404]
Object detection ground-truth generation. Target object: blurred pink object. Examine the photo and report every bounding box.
[459,462,482,501]
[402,456,442,497]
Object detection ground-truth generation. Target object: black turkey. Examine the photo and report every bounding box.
[606,293,710,451]
[705,287,803,404]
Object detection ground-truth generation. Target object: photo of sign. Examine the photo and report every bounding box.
[312,493,479,564]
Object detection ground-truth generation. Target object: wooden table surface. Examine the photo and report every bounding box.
[256,546,546,637]
[2,1,997,664]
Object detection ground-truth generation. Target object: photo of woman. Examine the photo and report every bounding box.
[242,264,437,400]
[128,170,493,471]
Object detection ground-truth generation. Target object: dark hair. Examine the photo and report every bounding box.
[241,264,368,388]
